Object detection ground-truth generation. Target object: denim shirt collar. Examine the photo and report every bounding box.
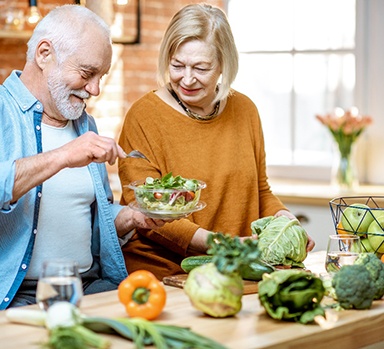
[5,70,40,113]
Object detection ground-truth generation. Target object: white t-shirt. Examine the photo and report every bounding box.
[26,121,95,279]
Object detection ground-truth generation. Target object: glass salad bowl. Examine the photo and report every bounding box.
[127,173,207,220]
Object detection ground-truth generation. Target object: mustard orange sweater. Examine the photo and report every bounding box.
[118,89,287,279]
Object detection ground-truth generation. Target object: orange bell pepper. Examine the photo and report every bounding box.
[117,270,166,320]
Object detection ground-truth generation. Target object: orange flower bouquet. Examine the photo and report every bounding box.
[316,107,372,189]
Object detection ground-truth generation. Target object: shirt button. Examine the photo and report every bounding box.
[36,125,41,131]
[36,104,41,109]
[4,297,9,302]
[38,192,42,198]
[33,229,37,235]
[21,264,27,270]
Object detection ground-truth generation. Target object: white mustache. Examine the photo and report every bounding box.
[72,90,90,100]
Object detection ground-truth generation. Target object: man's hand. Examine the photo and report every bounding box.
[58,131,126,167]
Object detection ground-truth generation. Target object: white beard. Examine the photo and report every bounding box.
[47,69,90,120]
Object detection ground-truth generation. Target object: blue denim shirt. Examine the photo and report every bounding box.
[0,71,128,309]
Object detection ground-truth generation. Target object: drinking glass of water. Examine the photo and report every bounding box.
[36,259,83,310]
[325,234,361,274]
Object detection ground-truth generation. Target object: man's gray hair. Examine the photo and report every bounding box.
[26,5,111,64]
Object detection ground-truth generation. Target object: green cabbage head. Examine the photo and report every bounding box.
[251,216,308,267]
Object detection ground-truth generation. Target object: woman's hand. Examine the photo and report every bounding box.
[114,206,169,237]
[274,209,297,220]
[305,235,315,252]
[188,228,259,255]
[187,228,212,254]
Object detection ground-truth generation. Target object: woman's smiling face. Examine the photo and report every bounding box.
[169,39,222,111]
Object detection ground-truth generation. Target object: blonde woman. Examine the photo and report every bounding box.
[118,3,315,279]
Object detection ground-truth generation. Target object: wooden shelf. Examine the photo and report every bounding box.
[0,29,32,40]
[0,29,138,44]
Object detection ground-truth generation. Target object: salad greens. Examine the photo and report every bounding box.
[133,172,204,213]
[143,172,200,191]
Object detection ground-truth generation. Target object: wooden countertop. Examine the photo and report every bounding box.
[270,179,384,206]
[1,251,384,349]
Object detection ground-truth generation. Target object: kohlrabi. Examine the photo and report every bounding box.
[184,233,262,318]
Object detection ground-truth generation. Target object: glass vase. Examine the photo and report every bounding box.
[331,141,359,192]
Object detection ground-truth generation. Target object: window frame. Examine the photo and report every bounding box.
[226,0,357,182]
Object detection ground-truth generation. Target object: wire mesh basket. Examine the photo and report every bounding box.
[329,196,384,254]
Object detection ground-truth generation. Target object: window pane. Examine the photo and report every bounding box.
[228,0,356,174]
[233,53,355,166]
[228,0,294,52]
[293,0,355,50]
[233,54,292,164]
[228,0,355,52]
[294,53,355,164]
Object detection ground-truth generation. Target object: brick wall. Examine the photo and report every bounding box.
[0,0,224,190]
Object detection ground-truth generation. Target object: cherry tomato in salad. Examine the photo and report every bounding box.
[184,191,195,202]
[154,192,163,200]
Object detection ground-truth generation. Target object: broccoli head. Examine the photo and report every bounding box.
[354,252,384,300]
[332,264,376,310]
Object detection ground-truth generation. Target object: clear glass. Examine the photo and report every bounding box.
[36,260,83,310]
[325,234,361,274]
[331,140,359,192]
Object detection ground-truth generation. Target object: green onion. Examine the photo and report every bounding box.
[84,316,227,349]
[6,303,227,349]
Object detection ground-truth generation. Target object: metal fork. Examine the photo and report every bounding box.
[125,149,150,162]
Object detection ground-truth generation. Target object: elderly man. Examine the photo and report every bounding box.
[0,5,164,309]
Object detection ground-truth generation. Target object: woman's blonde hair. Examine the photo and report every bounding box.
[157,3,239,103]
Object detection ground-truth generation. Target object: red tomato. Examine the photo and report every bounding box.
[184,191,195,202]
[154,192,163,200]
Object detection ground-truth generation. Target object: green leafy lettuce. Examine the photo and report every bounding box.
[251,216,308,267]
[142,172,199,191]
[258,269,325,324]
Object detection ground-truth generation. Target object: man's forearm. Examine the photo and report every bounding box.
[12,151,65,202]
